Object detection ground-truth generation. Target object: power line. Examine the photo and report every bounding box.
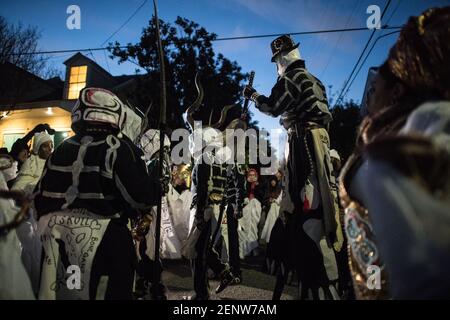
[10,25,401,56]
[319,0,361,79]
[214,25,400,41]
[100,0,148,47]
[10,45,132,56]
[103,50,111,73]
[88,49,98,65]
[337,1,403,101]
[333,0,393,107]
[311,1,336,60]
[98,1,147,73]
[340,30,401,100]
[385,0,402,26]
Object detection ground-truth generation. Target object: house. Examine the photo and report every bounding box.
[0,52,140,151]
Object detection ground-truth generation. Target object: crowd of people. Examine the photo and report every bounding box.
[0,6,449,300]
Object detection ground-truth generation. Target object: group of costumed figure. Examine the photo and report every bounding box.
[1,6,450,301]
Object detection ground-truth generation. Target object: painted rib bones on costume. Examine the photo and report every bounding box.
[34,87,162,300]
[182,74,246,299]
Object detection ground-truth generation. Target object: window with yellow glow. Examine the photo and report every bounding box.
[68,66,87,99]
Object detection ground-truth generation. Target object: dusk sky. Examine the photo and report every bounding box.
[2,0,449,155]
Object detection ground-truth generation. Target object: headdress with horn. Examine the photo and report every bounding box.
[186,73,247,132]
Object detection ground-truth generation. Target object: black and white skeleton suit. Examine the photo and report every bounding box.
[182,94,246,299]
[244,35,343,300]
[34,87,161,300]
[183,125,242,299]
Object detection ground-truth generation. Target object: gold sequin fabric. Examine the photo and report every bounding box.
[339,155,390,299]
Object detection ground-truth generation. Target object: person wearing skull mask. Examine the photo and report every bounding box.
[182,78,245,299]
[243,35,342,300]
[34,87,162,300]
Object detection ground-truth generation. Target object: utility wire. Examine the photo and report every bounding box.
[333,0,392,107]
[103,49,111,73]
[98,0,148,72]
[319,0,360,79]
[214,25,400,41]
[10,25,402,56]
[100,0,148,47]
[88,49,98,64]
[341,30,401,100]
[338,1,403,101]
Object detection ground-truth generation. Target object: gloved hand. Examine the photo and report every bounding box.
[242,85,257,100]
[131,213,153,241]
[33,123,55,135]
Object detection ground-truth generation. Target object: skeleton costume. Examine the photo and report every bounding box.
[340,8,450,299]
[182,79,246,299]
[34,87,161,300]
[243,35,342,300]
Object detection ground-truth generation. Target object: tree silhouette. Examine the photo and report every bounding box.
[329,100,362,163]
[109,16,248,130]
[0,16,61,79]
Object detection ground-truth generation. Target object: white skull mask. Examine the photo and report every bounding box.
[275,48,302,77]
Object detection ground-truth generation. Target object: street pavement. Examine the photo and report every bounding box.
[158,248,298,300]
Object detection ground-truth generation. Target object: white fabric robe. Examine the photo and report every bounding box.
[261,192,282,243]
[0,173,35,299]
[12,154,46,194]
[238,197,262,258]
[144,196,182,260]
[166,185,193,243]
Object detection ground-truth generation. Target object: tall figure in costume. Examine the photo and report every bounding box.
[243,35,342,300]
[182,78,245,299]
[34,87,162,300]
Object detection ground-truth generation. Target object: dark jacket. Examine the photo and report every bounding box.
[255,59,332,129]
[34,133,161,218]
[191,155,245,220]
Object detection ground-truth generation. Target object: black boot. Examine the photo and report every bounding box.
[231,272,242,285]
[134,277,148,299]
[150,282,168,300]
[215,269,236,294]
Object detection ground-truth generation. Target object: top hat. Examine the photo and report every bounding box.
[270,35,299,62]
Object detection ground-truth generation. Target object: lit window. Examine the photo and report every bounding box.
[68,65,87,99]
